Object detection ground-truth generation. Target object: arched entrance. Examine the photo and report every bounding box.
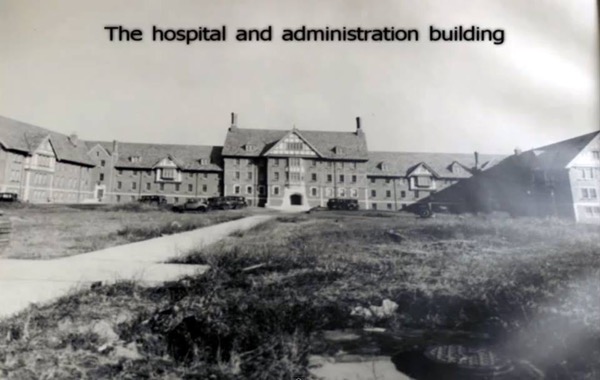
[290,193,303,206]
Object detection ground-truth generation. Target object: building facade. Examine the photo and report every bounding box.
[0,116,95,203]
[1,114,597,223]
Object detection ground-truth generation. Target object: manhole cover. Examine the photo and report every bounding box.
[424,345,514,377]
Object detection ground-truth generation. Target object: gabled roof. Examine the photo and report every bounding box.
[523,131,599,170]
[223,127,368,160]
[86,141,223,171]
[367,151,504,178]
[0,115,95,166]
[263,129,322,157]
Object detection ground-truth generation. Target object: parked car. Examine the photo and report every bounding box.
[0,192,18,202]
[138,195,168,206]
[172,198,208,213]
[207,196,247,210]
[327,198,359,211]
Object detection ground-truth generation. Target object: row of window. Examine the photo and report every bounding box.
[583,206,600,217]
[231,158,360,170]
[371,203,409,211]
[370,189,425,199]
[578,167,597,180]
[116,181,210,193]
[231,185,361,198]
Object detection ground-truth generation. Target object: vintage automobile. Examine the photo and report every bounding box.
[0,192,18,202]
[207,196,247,210]
[138,195,168,206]
[172,198,208,213]
[327,198,359,211]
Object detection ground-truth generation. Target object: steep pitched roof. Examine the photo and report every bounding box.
[367,151,504,178]
[87,141,223,171]
[523,131,599,170]
[223,127,369,160]
[0,115,95,166]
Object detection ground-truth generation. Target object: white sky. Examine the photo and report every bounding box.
[0,0,598,154]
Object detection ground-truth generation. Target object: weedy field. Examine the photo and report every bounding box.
[0,211,599,379]
[0,203,257,259]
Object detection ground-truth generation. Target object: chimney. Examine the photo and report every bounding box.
[230,112,238,130]
[474,151,479,169]
[355,116,363,135]
[112,140,119,155]
[514,147,522,155]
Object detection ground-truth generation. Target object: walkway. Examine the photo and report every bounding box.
[0,214,273,319]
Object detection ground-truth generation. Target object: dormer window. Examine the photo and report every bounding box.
[244,144,256,152]
[161,168,176,180]
[129,156,142,163]
[333,146,344,155]
[380,162,390,171]
[199,158,209,165]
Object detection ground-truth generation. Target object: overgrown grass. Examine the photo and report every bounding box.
[1,213,599,378]
[1,205,255,259]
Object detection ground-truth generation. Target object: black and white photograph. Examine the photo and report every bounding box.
[0,1,599,379]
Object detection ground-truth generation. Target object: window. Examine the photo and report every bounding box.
[311,160,317,167]
[274,172,280,181]
[325,187,333,197]
[247,172,253,180]
[415,176,432,187]
[350,188,358,198]
[338,188,346,197]
[327,174,332,182]
[370,178,376,184]
[129,156,141,163]
[234,185,240,194]
[381,163,390,171]
[116,195,121,203]
[99,173,104,181]
[400,191,406,198]
[414,191,420,198]
[174,197,179,203]
[385,179,390,184]
[117,181,122,189]
[287,142,303,151]
[160,183,165,191]
[387,203,392,210]
[188,184,193,192]
[582,188,598,199]
[350,162,357,170]
[101,160,106,167]
[593,151,600,160]
[371,190,376,197]
[273,158,279,167]
[235,171,240,180]
[244,144,256,152]
[581,168,594,179]
[311,187,318,197]
[258,185,266,195]
[202,185,207,192]
[235,158,240,165]
[311,173,317,182]
[273,186,280,195]
[386,190,391,198]
[118,170,123,175]
[290,172,301,182]
[247,186,253,194]
[289,157,301,167]
[162,168,176,180]
[352,175,357,183]
[132,182,137,190]
[146,183,151,191]
[372,203,377,210]
[175,184,180,192]
[339,174,344,183]
[203,173,208,179]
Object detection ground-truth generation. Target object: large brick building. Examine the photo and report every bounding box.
[1,114,597,223]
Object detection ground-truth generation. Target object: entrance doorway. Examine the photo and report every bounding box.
[290,193,303,206]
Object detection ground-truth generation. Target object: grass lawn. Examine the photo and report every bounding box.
[0,203,264,259]
[1,211,599,379]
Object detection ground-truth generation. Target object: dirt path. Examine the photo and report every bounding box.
[0,214,273,319]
